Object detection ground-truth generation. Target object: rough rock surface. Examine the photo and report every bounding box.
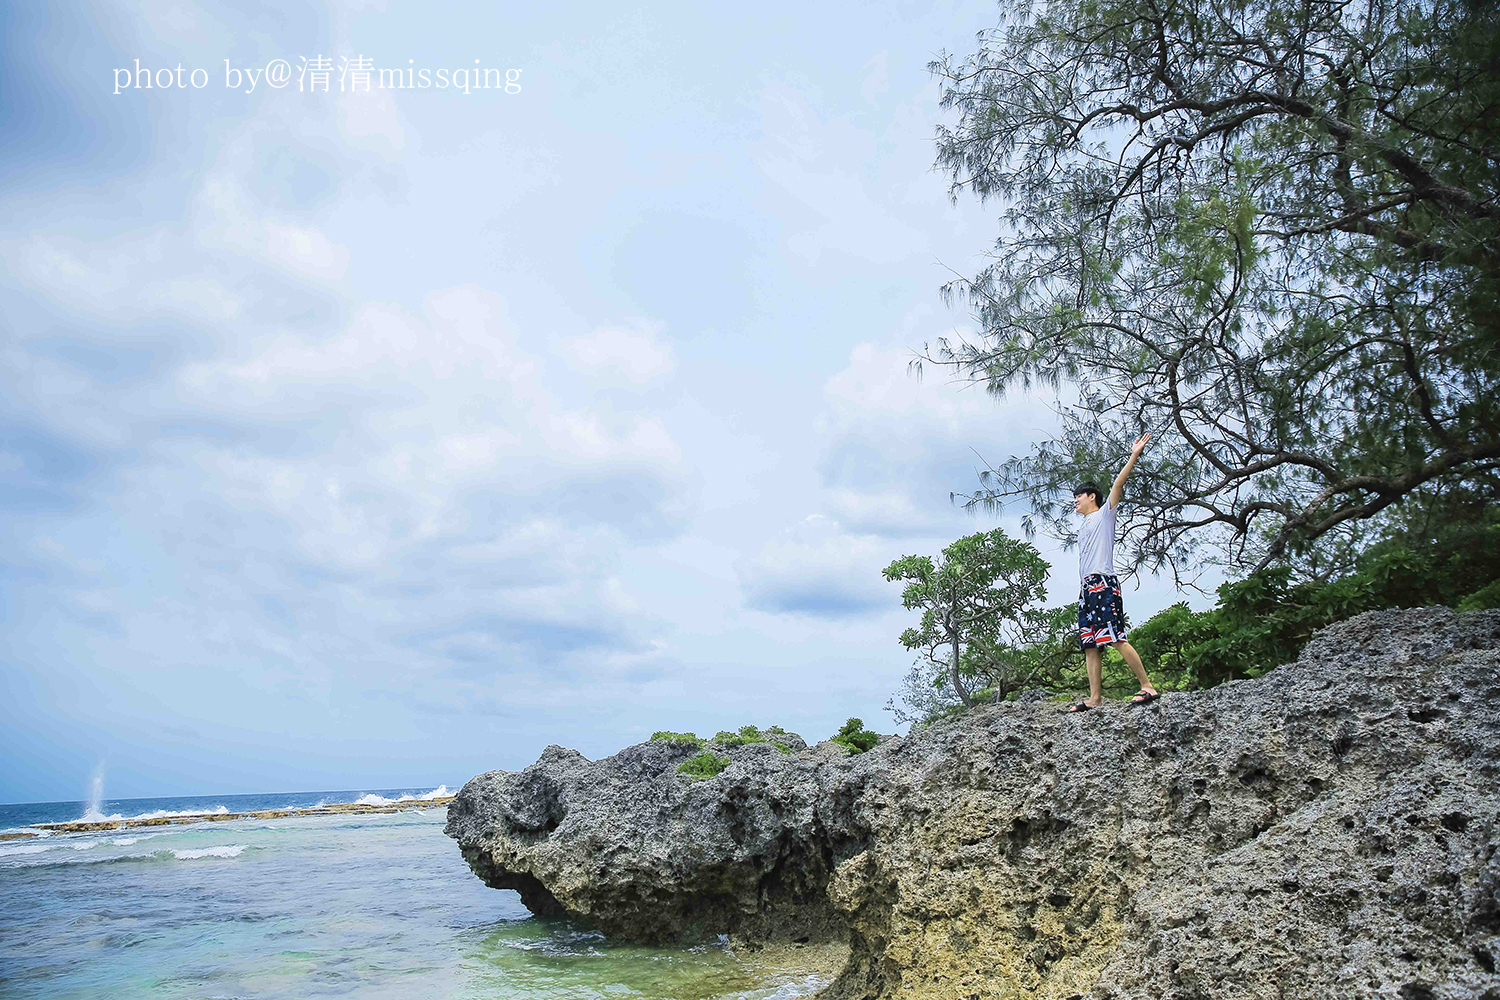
[447,608,1500,999]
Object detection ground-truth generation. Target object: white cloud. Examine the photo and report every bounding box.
[196,176,350,281]
[2,233,245,323]
[559,322,676,385]
[810,341,1056,536]
[0,83,694,703]
[162,286,692,578]
[732,340,1064,618]
[737,514,898,618]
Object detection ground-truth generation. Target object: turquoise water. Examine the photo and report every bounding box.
[0,790,830,999]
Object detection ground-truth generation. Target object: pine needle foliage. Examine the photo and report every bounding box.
[927,0,1500,579]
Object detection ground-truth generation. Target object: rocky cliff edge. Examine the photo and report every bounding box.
[446,607,1500,1000]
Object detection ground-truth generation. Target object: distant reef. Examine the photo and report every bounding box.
[34,797,454,834]
[446,607,1500,999]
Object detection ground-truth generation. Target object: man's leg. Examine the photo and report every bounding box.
[1112,641,1157,699]
[1084,647,1104,706]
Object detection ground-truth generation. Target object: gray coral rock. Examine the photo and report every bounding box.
[446,607,1500,999]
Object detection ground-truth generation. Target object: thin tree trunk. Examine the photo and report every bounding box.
[950,631,971,706]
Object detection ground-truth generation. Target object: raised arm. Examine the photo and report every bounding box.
[1108,433,1151,508]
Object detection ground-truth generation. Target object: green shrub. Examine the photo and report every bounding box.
[653,726,800,755]
[1458,579,1500,611]
[886,500,1500,723]
[831,717,879,754]
[677,751,730,780]
[708,725,794,753]
[711,725,761,747]
[1123,513,1500,686]
[651,731,705,748]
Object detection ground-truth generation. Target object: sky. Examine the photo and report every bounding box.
[0,0,1214,804]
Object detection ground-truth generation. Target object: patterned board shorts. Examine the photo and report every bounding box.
[1079,573,1127,650]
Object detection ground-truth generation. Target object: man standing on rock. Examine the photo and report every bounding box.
[1067,433,1160,712]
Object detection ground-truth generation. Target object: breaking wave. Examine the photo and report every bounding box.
[171,845,247,860]
[0,843,52,858]
[353,785,452,807]
[76,804,233,823]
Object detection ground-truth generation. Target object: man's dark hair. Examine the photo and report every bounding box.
[1073,481,1102,507]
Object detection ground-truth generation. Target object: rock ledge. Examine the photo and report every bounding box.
[447,607,1500,999]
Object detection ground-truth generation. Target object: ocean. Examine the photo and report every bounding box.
[0,787,834,1000]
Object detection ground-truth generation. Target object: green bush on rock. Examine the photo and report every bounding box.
[712,725,794,753]
[651,731,706,748]
[831,718,879,754]
[676,751,731,780]
[1458,579,1500,612]
[655,726,796,754]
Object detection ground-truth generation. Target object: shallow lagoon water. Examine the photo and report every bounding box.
[0,791,830,999]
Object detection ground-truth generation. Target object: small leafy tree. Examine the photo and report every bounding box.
[883,529,1050,706]
[966,603,1079,697]
[830,718,879,754]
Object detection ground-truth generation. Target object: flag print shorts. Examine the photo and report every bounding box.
[1079,573,1127,650]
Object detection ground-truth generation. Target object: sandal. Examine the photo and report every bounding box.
[1066,701,1094,713]
[1130,690,1161,705]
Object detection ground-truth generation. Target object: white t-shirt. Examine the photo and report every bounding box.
[1078,498,1117,581]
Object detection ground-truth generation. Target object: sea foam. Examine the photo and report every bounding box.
[75,803,233,823]
[0,844,53,858]
[353,793,395,806]
[130,805,231,821]
[172,845,246,860]
[353,785,451,807]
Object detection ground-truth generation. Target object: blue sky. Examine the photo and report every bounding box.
[0,0,1212,803]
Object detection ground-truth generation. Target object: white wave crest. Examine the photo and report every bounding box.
[355,784,452,806]
[77,809,124,823]
[130,805,231,821]
[0,844,53,857]
[353,793,395,806]
[172,845,246,860]
[75,803,234,824]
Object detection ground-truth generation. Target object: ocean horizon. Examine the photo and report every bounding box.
[0,785,462,830]
[0,785,832,1000]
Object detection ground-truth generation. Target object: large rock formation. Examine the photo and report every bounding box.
[446,607,1500,999]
